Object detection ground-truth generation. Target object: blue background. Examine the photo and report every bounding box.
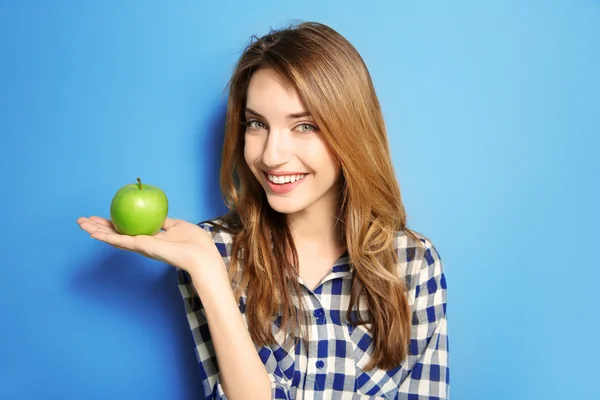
[1,1,598,399]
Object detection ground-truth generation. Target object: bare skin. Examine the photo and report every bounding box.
[77,216,272,400]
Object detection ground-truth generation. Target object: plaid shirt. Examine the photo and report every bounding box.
[178,220,449,399]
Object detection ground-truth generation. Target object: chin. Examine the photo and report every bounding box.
[265,195,305,215]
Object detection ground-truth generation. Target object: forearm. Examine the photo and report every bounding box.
[191,268,272,400]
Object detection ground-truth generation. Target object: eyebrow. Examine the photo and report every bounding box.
[244,107,312,120]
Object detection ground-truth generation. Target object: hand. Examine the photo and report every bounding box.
[76,216,225,278]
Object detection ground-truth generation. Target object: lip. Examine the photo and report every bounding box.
[263,171,307,194]
[263,170,308,176]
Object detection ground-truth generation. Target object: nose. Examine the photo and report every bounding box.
[261,129,292,169]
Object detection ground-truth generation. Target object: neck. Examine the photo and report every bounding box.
[286,198,345,253]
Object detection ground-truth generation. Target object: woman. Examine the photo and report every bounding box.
[78,22,448,399]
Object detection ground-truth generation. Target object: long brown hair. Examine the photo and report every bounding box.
[212,21,422,371]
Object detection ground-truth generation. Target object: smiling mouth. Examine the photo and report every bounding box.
[265,173,308,185]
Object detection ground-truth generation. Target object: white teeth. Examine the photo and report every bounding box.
[267,174,306,185]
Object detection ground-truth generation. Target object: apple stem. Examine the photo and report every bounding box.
[137,177,142,190]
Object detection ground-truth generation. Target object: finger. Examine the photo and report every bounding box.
[78,220,113,236]
[89,216,114,228]
[77,217,108,227]
[83,225,140,253]
[153,231,168,239]
[76,216,106,225]
[79,217,116,232]
[162,217,178,230]
[91,230,139,251]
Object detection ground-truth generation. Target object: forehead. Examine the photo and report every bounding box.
[245,68,306,113]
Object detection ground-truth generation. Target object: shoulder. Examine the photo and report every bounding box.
[196,213,240,263]
[393,228,446,298]
[197,216,235,239]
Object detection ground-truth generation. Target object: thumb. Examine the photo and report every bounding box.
[162,217,178,230]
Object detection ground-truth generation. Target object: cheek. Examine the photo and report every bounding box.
[243,134,261,171]
[323,144,341,176]
[303,138,340,179]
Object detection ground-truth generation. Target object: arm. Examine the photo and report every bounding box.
[398,238,449,399]
[178,269,293,400]
[191,268,272,399]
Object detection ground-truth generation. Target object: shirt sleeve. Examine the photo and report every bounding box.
[398,237,450,399]
[177,269,294,399]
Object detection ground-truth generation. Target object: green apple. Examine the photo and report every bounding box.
[110,177,169,236]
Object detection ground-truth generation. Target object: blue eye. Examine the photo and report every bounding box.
[296,123,318,133]
[246,120,266,130]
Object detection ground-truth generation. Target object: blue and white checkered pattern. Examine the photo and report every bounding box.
[178,219,449,399]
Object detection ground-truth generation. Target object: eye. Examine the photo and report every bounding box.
[245,120,267,130]
[295,123,318,133]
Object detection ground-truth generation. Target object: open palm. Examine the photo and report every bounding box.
[77,216,223,275]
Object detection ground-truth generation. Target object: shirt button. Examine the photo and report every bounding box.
[313,309,324,318]
[316,360,324,369]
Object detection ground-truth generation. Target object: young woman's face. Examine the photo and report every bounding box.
[243,68,342,216]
